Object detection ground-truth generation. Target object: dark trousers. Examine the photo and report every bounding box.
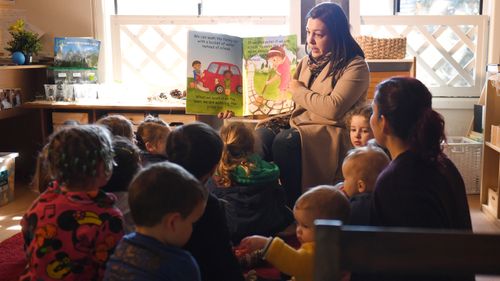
[256,127,302,209]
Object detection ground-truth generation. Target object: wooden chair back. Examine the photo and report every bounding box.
[314,220,500,281]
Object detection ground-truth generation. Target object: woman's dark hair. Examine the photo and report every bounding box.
[306,2,365,83]
[374,77,446,162]
[166,122,223,180]
[102,137,141,193]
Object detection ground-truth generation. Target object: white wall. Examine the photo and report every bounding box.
[13,0,93,56]
[485,0,500,64]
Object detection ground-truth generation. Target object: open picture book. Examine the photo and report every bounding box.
[186,31,297,116]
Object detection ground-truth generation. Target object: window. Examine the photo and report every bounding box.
[230,65,240,75]
[116,0,290,16]
[360,0,394,16]
[359,0,482,16]
[356,0,487,97]
[397,0,482,15]
[105,0,294,97]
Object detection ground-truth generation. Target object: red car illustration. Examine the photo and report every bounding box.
[200,62,242,94]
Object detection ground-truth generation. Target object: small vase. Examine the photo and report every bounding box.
[23,53,32,65]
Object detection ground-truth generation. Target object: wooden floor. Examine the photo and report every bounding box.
[0,182,37,242]
[1,184,500,280]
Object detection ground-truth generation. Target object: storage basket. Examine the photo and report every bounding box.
[0,152,18,206]
[355,36,407,59]
[442,137,482,194]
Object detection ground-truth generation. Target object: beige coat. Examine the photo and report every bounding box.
[290,56,369,190]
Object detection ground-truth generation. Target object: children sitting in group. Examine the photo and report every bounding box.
[212,122,293,243]
[166,122,245,281]
[239,185,351,281]
[136,115,171,165]
[104,162,208,281]
[341,146,390,225]
[101,137,141,233]
[96,114,135,142]
[20,125,124,281]
[346,104,374,148]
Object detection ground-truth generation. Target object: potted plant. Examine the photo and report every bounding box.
[5,19,42,64]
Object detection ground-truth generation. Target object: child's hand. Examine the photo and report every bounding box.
[217,110,234,119]
[240,235,271,252]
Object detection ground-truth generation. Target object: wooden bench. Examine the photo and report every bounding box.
[314,220,500,281]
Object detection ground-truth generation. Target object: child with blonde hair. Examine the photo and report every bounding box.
[213,122,293,243]
[20,125,124,281]
[239,185,350,281]
[341,146,390,225]
[345,104,374,148]
[136,115,171,165]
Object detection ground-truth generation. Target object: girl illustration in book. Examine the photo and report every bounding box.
[266,46,291,100]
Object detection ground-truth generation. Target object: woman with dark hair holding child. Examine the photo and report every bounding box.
[366,77,472,281]
[255,2,369,207]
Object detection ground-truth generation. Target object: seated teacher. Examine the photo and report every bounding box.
[256,2,369,207]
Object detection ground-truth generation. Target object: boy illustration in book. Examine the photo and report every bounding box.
[266,46,291,101]
[223,70,233,96]
[192,60,202,88]
[192,60,209,92]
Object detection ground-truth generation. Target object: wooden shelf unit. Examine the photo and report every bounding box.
[480,74,500,219]
[366,57,416,99]
[0,65,48,180]
[22,101,196,141]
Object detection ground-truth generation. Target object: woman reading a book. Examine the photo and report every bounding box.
[220,2,369,208]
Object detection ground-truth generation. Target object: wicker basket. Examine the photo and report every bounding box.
[442,137,482,194]
[355,36,407,59]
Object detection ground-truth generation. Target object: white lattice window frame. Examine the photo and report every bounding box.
[359,15,489,98]
[109,15,291,96]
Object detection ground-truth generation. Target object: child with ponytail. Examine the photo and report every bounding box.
[370,77,471,228]
[213,122,293,244]
[364,76,472,281]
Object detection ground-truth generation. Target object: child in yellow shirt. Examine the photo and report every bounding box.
[240,185,350,281]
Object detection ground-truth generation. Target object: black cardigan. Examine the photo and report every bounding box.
[357,150,473,281]
[371,150,472,230]
[183,193,245,281]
